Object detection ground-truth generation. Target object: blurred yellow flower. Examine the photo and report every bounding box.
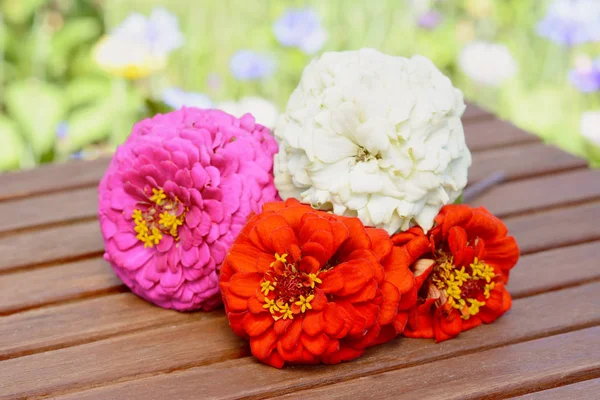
[93,35,166,79]
[465,0,494,19]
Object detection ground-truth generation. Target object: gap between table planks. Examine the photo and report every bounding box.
[1,105,599,399]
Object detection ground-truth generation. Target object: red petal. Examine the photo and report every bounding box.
[378,281,400,325]
[225,290,249,311]
[462,315,482,331]
[338,218,371,254]
[273,318,293,336]
[228,244,263,273]
[345,279,378,303]
[393,311,409,333]
[322,346,363,364]
[302,311,325,336]
[366,228,393,261]
[464,207,504,240]
[319,269,344,293]
[434,308,462,342]
[226,311,248,338]
[448,226,468,266]
[298,255,321,274]
[228,272,262,298]
[242,312,273,337]
[301,242,329,268]
[323,303,346,337]
[310,288,328,311]
[354,303,379,329]
[384,247,415,294]
[250,328,277,359]
[263,350,285,368]
[438,204,472,238]
[276,338,303,362]
[300,332,330,356]
[339,302,367,337]
[248,296,266,314]
[336,261,368,295]
[281,319,302,351]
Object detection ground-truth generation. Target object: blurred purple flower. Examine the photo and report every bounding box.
[230,50,275,81]
[206,73,222,91]
[112,6,184,56]
[55,121,69,139]
[418,10,443,30]
[536,0,600,46]
[273,8,328,54]
[162,88,213,109]
[569,59,600,92]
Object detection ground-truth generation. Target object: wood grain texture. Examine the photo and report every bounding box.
[49,282,600,400]
[0,315,246,400]
[470,168,600,218]
[275,327,600,400]
[0,187,97,233]
[469,142,588,184]
[509,378,600,399]
[0,293,211,360]
[0,157,109,202]
[0,258,122,315]
[464,118,537,152]
[509,241,600,298]
[0,220,103,272]
[505,200,600,254]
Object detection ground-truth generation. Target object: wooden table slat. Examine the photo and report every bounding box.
[46,283,600,400]
[0,187,97,234]
[509,378,600,400]
[0,220,103,273]
[462,103,494,120]
[470,168,600,218]
[0,258,122,315]
[0,293,199,360]
[469,142,588,184]
[464,118,538,152]
[0,158,109,202]
[505,200,600,255]
[274,327,600,400]
[0,315,244,399]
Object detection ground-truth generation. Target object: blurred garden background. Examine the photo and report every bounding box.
[1,0,600,172]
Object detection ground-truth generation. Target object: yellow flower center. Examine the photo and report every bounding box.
[261,253,322,321]
[132,188,186,248]
[431,253,497,320]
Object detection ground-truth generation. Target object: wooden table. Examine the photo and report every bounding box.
[1,104,599,399]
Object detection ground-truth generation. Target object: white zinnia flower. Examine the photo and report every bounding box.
[218,97,279,129]
[458,41,517,86]
[581,111,600,146]
[274,48,471,234]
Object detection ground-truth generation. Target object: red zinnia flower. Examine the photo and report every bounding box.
[219,198,416,368]
[392,204,519,342]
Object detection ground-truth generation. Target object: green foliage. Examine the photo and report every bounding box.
[0,115,25,171]
[0,0,599,172]
[4,80,66,160]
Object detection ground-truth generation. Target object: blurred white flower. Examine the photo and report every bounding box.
[273,8,328,54]
[93,7,184,79]
[218,97,279,129]
[581,111,600,146]
[458,41,517,86]
[274,49,471,234]
[162,88,213,109]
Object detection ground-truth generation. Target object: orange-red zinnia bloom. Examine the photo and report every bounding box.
[220,198,416,367]
[392,204,519,342]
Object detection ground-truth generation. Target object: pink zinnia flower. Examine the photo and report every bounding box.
[98,108,279,311]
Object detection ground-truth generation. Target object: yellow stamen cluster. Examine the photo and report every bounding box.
[433,256,497,320]
[261,253,322,321]
[132,188,186,248]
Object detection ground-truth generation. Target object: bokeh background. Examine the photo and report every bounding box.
[1,0,600,172]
